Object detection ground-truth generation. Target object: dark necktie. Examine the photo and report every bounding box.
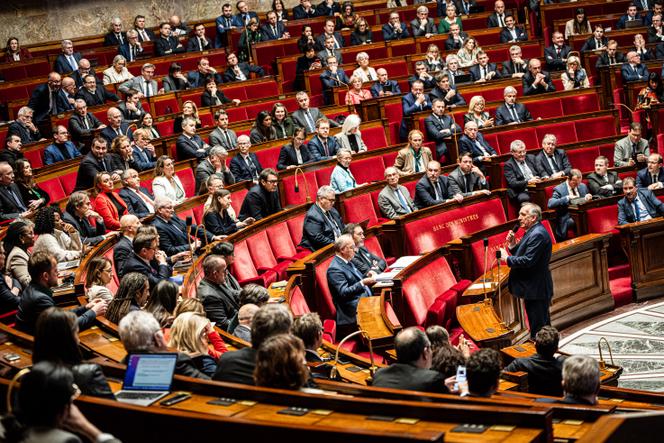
[509,104,520,123]
[245,156,258,179]
[117,33,123,44]
[144,80,151,97]
[464,174,471,193]
[556,46,561,57]
[325,211,341,238]
[548,155,559,173]
[322,138,329,157]
[434,180,442,200]
[222,130,231,147]
[6,187,26,211]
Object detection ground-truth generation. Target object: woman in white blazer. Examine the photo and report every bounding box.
[334,113,367,153]
[152,155,186,204]
[103,55,134,85]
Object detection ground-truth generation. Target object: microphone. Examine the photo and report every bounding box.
[481,237,490,291]
[186,216,193,252]
[512,222,520,233]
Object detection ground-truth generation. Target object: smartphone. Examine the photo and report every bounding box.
[160,392,191,407]
[454,365,467,394]
[3,353,20,362]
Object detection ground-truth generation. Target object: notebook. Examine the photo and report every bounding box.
[115,353,178,406]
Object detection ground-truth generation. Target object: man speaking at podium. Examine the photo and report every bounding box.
[505,203,553,339]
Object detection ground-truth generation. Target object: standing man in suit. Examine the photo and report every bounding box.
[487,0,507,27]
[195,146,235,194]
[53,40,81,74]
[469,51,502,82]
[291,91,338,135]
[637,153,664,189]
[74,137,117,192]
[261,11,290,40]
[499,15,528,43]
[523,59,556,95]
[614,122,650,167]
[504,139,540,205]
[308,118,339,161]
[326,234,375,334]
[378,167,416,219]
[383,12,410,41]
[187,24,213,52]
[424,98,461,161]
[0,162,34,221]
[223,51,265,82]
[68,99,105,146]
[415,160,463,208]
[448,151,491,197]
[238,168,282,221]
[232,0,259,28]
[621,51,650,82]
[118,169,155,219]
[400,81,432,141]
[544,32,571,71]
[209,110,238,151]
[344,223,387,277]
[548,169,592,240]
[215,3,236,47]
[27,72,70,127]
[119,63,159,98]
[372,327,446,393]
[587,156,622,198]
[154,22,185,57]
[535,134,572,178]
[506,203,553,339]
[495,86,533,125]
[43,126,82,166]
[370,68,401,97]
[300,185,345,251]
[618,177,664,224]
[230,135,262,182]
[458,121,497,169]
[75,75,120,107]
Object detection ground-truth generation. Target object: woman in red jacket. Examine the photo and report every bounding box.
[91,171,127,231]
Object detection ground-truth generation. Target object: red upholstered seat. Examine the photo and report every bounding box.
[255,145,282,171]
[230,187,248,215]
[575,116,617,141]
[140,179,153,194]
[561,94,600,114]
[496,128,538,152]
[527,99,563,120]
[191,204,204,228]
[586,205,619,234]
[38,178,66,202]
[223,107,248,122]
[382,151,398,167]
[267,222,309,261]
[59,171,78,195]
[154,119,174,137]
[315,166,334,189]
[246,231,290,280]
[24,149,43,169]
[349,157,386,185]
[150,93,179,116]
[566,147,600,173]
[364,236,388,263]
[342,193,381,226]
[220,85,248,101]
[536,122,577,146]
[313,255,336,321]
[232,239,277,287]
[281,172,318,206]
[286,213,306,246]
[175,169,196,197]
[609,264,632,307]
[178,208,196,224]
[361,126,389,150]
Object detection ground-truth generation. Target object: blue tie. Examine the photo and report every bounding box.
[348,262,372,297]
[633,201,641,222]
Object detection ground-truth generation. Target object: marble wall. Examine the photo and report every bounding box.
[0,0,298,46]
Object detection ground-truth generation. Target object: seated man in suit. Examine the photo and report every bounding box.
[548,169,592,240]
[43,126,82,166]
[223,51,265,82]
[198,255,240,331]
[504,139,540,205]
[487,0,507,27]
[71,57,95,89]
[317,0,341,16]
[614,122,650,167]
[187,23,213,52]
[118,30,144,63]
[595,40,627,68]
[637,153,664,189]
[69,99,106,145]
[465,349,502,397]
[7,107,42,144]
[0,135,24,169]
[308,118,339,161]
[535,134,572,179]
[400,81,432,141]
[648,14,664,42]
[187,57,222,88]
[320,55,350,105]
[74,137,118,192]
[409,61,436,89]
[469,51,502,82]
[523,58,556,95]
[294,0,318,19]
[500,15,528,43]
[317,35,343,67]
[370,68,401,98]
[581,25,608,52]
[154,21,185,57]
[209,110,239,151]
[394,130,433,176]
[130,128,156,172]
[559,355,600,405]
[617,3,642,29]
[53,40,81,74]
[372,327,446,393]
[424,98,461,161]
[495,86,533,125]
[117,89,146,122]
[261,11,290,40]
[292,313,327,366]
[113,214,140,277]
[100,107,133,146]
[458,121,497,170]
[544,32,571,72]
[344,223,387,277]
[501,45,529,79]
[238,168,282,221]
[104,17,127,46]
[621,51,650,82]
[152,197,220,256]
[291,91,339,135]
[0,162,35,221]
[415,160,463,208]
[504,326,565,397]
[230,135,262,182]
[429,72,466,109]
[410,6,437,38]
[121,232,173,289]
[195,146,234,194]
[315,18,344,50]
[448,151,491,197]
[75,74,120,107]
[587,156,622,198]
[232,0,259,28]
[213,304,292,385]
[300,185,345,251]
[618,176,664,224]
[176,118,210,161]
[118,63,159,98]
[444,24,468,51]
[378,167,416,219]
[118,169,155,218]
[326,234,375,334]
[383,12,410,41]
[26,72,71,127]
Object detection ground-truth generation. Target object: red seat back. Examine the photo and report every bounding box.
[246,231,279,270]
[495,128,538,152]
[349,157,386,185]
[342,193,379,226]
[401,256,457,327]
[314,166,334,189]
[586,205,619,234]
[59,172,78,195]
[361,126,389,150]
[566,147,600,173]
[231,240,259,281]
[289,285,310,317]
[266,222,298,260]
[38,178,66,202]
[561,94,599,114]
[230,187,248,215]
[175,169,196,197]
[313,255,336,321]
[255,146,282,171]
[281,172,318,206]
[537,122,577,146]
[575,116,617,141]
[527,99,563,120]
[286,213,306,245]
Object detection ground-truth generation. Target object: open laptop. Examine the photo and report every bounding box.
[115,353,178,406]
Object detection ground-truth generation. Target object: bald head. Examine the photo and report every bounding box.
[119,214,140,236]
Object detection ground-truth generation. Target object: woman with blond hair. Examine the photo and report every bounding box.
[103,55,134,85]
[152,155,186,204]
[173,100,201,134]
[561,55,590,90]
[169,312,219,377]
[345,75,372,105]
[464,96,494,128]
[352,52,378,82]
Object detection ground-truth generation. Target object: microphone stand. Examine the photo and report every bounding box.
[447,106,459,162]
[329,330,377,384]
[293,166,312,202]
[481,237,489,300]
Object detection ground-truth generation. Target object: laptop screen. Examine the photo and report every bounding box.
[123,353,178,391]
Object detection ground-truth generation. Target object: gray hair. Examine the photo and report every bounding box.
[562,355,600,398]
[182,117,196,127]
[317,185,335,200]
[503,86,517,96]
[355,51,369,61]
[68,191,89,208]
[61,39,73,48]
[522,203,542,221]
[341,113,361,135]
[126,29,138,38]
[119,310,162,353]
[121,168,139,185]
[569,168,583,179]
[334,233,354,252]
[237,134,251,144]
[336,148,352,160]
[251,304,292,348]
[510,140,526,152]
[154,196,174,210]
[17,106,33,117]
[112,54,127,65]
[203,254,226,276]
[542,134,557,145]
[209,145,228,158]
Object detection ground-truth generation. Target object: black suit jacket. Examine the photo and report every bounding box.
[504,354,565,396]
[238,184,282,221]
[201,90,231,107]
[75,87,120,107]
[469,63,502,81]
[260,22,287,40]
[501,59,529,77]
[372,363,446,393]
[16,284,95,335]
[424,114,461,158]
[458,133,497,165]
[53,52,82,74]
[535,149,572,178]
[299,204,344,251]
[113,235,133,277]
[595,51,626,68]
[122,252,172,289]
[27,83,70,124]
[223,63,265,82]
[118,42,144,62]
[154,36,185,56]
[414,175,452,209]
[522,71,556,95]
[581,36,608,52]
[276,144,313,170]
[74,152,114,191]
[586,171,621,197]
[504,156,539,199]
[326,255,369,326]
[0,184,27,221]
[195,159,235,194]
[63,211,106,245]
[499,26,528,43]
[495,102,533,125]
[507,222,553,300]
[186,36,213,52]
[487,13,506,28]
[100,124,133,146]
[176,134,207,160]
[104,32,127,46]
[230,153,262,182]
[213,347,256,385]
[204,210,238,236]
[293,5,318,19]
[152,215,212,256]
[197,278,240,330]
[69,112,103,142]
[118,186,154,218]
[544,45,571,71]
[351,246,387,277]
[7,122,40,144]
